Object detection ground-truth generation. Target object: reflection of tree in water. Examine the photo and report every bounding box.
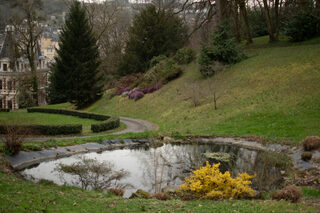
[137,144,205,193]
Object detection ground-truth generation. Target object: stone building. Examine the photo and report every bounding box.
[0,26,49,110]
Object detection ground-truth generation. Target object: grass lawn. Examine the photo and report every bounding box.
[0,112,126,136]
[80,36,320,145]
[0,169,318,213]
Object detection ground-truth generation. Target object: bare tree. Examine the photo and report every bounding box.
[9,0,45,105]
[56,156,130,190]
[83,0,131,83]
[0,117,31,155]
[206,65,227,110]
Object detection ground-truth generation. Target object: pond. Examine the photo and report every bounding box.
[21,143,285,198]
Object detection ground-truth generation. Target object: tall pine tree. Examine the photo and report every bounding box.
[48,1,104,108]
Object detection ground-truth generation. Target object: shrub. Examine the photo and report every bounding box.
[113,73,143,91]
[115,87,131,96]
[128,90,144,101]
[108,188,125,197]
[150,55,167,68]
[199,23,245,77]
[142,82,163,94]
[91,117,120,133]
[118,4,187,75]
[0,125,30,155]
[283,10,319,42]
[55,156,129,190]
[0,109,10,112]
[199,61,225,77]
[301,152,313,161]
[27,108,110,121]
[180,161,256,199]
[0,124,82,135]
[271,185,302,203]
[301,136,320,151]
[150,192,172,201]
[173,47,196,65]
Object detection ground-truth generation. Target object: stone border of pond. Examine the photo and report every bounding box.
[3,139,150,170]
[2,136,318,172]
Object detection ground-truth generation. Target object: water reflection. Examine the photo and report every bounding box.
[21,143,283,197]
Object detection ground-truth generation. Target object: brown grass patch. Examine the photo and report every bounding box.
[271,185,302,203]
[150,192,172,201]
[108,188,125,197]
[301,136,320,151]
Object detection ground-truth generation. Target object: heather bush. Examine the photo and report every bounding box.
[150,55,167,68]
[301,136,320,151]
[173,47,196,64]
[128,90,144,101]
[115,87,131,96]
[113,73,143,91]
[301,152,312,161]
[271,185,302,203]
[142,82,163,94]
[180,161,256,199]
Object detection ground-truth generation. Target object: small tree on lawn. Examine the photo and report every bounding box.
[48,0,104,108]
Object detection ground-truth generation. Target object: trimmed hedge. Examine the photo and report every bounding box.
[27,108,110,121]
[0,124,82,135]
[26,107,120,134]
[0,109,10,112]
[91,117,120,133]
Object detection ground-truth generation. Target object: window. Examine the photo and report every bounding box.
[7,81,12,91]
[0,98,2,109]
[3,64,7,71]
[0,80,2,89]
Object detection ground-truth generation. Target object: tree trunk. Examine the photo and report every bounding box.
[238,0,253,44]
[262,0,277,42]
[213,92,217,110]
[274,0,280,40]
[233,0,241,43]
[216,0,228,24]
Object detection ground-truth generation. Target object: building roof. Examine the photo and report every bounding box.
[0,30,19,63]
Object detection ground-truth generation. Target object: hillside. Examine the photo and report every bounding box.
[86,36,320,145]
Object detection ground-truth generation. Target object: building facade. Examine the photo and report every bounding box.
[0,26,50,110]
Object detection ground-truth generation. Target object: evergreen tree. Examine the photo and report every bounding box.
[118,5,187,75]
[48,1,104,108]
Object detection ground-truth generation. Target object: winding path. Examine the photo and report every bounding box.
[13,117,158,142]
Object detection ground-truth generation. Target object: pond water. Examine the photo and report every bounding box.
[21,143,284,197]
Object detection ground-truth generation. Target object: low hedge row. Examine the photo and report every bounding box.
[26,107,120,134]
[0,124,82,135]
[27,108,110,121]
[0,109,10,112]
[91,117,120,133]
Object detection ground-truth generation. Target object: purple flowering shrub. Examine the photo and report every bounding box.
[128,90,144,101]
[142,82,163,94]
[115,87,131,95]
[110,87,131,99]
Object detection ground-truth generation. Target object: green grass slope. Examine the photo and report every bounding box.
[87,36,320,145]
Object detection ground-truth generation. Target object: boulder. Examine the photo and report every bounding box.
[129,189,150,199]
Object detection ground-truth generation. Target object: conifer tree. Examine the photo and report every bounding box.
[48,1,104,108]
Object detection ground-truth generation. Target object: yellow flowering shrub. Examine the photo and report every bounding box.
[180,161,256,199]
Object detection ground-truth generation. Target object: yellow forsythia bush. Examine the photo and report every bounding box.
[180,161,256,199]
